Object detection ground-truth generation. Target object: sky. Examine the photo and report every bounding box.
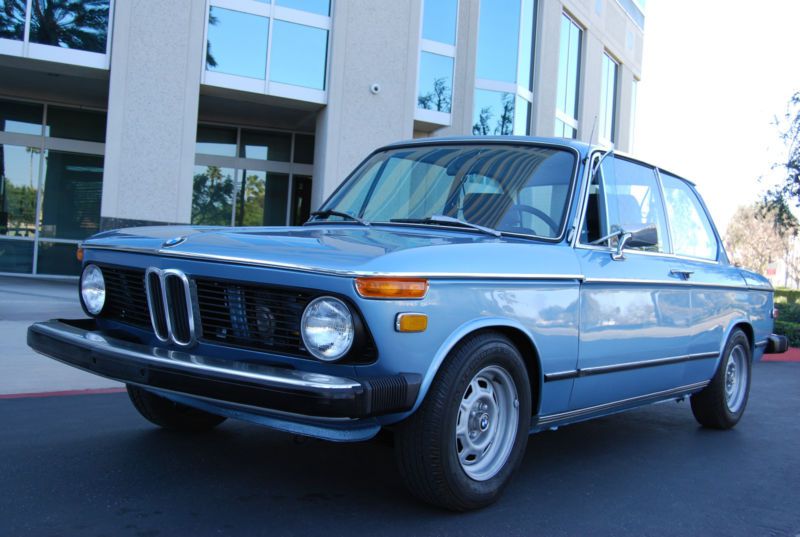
[634,0,800,235]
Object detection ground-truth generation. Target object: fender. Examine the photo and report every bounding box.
[409,316,543,414]
[714,317,754,371]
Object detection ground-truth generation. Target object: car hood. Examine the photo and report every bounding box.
[83,225,580,277]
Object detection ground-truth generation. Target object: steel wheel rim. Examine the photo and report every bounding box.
[724,344,748,413]
[455,365,519,481]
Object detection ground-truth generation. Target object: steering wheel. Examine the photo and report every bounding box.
[505,204,559,235]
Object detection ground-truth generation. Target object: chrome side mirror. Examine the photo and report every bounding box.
[612,224,658,261]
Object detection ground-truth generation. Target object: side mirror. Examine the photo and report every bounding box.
[613,224,658,260]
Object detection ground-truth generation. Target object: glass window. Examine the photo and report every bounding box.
[28,0,110,53]
[36,241,81,275]
[321,144,576,239]
[0,0,25,41]
[291,175,312,225]
[0,100,43,136]
[206,8,268,80]
[472,90,516,136]
[38,151,103,240]
[630,78,638,150]
[599,53,618,144]
[555,119,576,139]
[275,0,330,16]
[191,165,237,226]
[661,173,718,260]
[476,0,521,84]
[417,52,454,113]
[239,129,291,162]
[236,171,288,226]
[0,238,33,273]
[293,134,315,164]
[196,125,237,157]
[555,14,581,132]
[46,106,106,142]
[270,21,327,90]
[581,157,669,253]
[517,0,535,91]
[0,145,41,238]
[513,95,530,135]
[422,0,458,45]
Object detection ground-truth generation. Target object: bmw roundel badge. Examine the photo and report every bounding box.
[162,236,187,248]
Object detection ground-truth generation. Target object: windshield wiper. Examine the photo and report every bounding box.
[390,215,501,237]
[308,210,370,227]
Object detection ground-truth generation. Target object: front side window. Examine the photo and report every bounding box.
[319,144,576,239]
[660,172,718,260]
[581,156,669,253]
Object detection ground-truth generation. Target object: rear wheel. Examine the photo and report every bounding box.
[127,385,226,432]
[395,332,531,511]
[690,329,751,429]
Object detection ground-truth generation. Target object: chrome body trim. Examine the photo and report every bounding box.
[543,351,719,382]
[144,267,169,343]
[537,381,711,425]
[755,339,768,348]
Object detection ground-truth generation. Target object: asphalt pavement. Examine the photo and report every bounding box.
[1,361,798,537]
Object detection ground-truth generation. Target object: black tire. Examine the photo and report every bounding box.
[394,332,531,511]
[127,385,227,432]
[690,329,752,429]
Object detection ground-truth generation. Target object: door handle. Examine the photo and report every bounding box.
[669,269,694,280]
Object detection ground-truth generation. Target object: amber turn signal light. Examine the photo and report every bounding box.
[396,313,428,332]
[354,277,429,299]
[76,246,84,262]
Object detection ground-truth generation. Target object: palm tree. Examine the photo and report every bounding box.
[29,0,110,53]
[0,0,25,40]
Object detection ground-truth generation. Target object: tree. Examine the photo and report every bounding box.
[472,107,492,135]
[417,77,452,113]
[725,203,798,284]
[28,0,110,53]
[0,0,25,40]
[765,91,800,229]
[192,166,234,226]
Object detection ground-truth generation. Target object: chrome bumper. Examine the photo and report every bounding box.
[27,319,420,419]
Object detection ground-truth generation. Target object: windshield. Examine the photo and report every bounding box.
[316,144,576,239]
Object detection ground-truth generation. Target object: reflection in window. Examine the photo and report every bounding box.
[599,53,618,144]
[517,0,535,90]
[0,100,43,135]
[29,0,110,53]
[661,173,718,260]
[0,145,41,238]
[46,106,106,143]
[275,0,330,16]
[269,21,327,89]
[291,175,312,225]
[422,0,458,45]
[293,134,315,164]
[236,171,289,226]
[38,151,104,240]
[0,238,33,273]
[417,52,454,113]
[240,129,291,162]
[192,165,236,226]
[36,241,81,275]
[555,13,581,138]
[476,0,520,84]
[472,90,515,136]
[206,7,268,80]
[196,126,237,157]
[0,0,25,41]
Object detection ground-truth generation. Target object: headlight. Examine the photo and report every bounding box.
[80,264,106,316]
[301,297,354,361]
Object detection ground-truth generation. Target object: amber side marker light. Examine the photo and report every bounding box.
[396,313,428,333]
[354,277,429,299]
[76,246,84,262]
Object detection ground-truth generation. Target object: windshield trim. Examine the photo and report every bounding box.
[315,140,582,243]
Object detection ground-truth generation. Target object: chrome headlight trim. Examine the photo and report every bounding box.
[80,264,106,316]
[300,296,355,362]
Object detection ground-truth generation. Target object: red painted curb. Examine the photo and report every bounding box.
[0,387,126,400]
[763,347,800,363]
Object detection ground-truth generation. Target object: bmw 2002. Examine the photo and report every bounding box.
[28,137,787,510]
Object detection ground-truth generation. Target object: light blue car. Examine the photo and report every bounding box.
[28,137,788,510]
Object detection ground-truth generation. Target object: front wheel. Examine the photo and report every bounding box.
[394,332,531,511]
[690,329,752,429]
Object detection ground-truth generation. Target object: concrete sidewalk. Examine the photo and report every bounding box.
[0,276,122,395]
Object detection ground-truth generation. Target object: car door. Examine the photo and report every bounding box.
[570,156,692,410]
[658,171,754,386]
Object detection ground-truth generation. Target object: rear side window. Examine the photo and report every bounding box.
[660,173,718,260]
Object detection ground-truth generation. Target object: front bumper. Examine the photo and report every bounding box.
[27,319,420,420]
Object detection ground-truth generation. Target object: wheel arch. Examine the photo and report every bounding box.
[412,318,543,417]
[721,319,755,361]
